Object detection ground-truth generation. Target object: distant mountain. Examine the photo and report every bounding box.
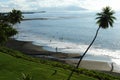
[64,6,86,11]
[39,6,87,11]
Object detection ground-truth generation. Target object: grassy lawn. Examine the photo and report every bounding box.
[0,51,96,80]
[0,47,119,80]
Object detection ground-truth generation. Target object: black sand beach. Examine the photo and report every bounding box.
[5,39,114,72]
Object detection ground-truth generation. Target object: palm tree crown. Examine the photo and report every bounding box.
[8,9,24,25]
[96,6,116,29]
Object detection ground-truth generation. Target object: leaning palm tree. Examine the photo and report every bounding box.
[67,6,116,80]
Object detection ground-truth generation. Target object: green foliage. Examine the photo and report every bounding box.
[74,68,120,80]
[0,30,7,45]
[0,24,18,45]
[0,9,23,46]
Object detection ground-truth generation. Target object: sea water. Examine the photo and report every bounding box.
[15,11,120,72]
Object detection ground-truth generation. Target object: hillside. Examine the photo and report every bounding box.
[0,47,119,80]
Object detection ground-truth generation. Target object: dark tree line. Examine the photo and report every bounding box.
[0,9,23,46]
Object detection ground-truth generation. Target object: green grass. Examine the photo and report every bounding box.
[0,47,120,80]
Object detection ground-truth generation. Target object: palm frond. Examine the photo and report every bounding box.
[96,6,116,29]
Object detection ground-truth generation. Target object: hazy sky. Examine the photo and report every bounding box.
[0,0,120,12]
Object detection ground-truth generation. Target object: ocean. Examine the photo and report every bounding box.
[15,11,120,72]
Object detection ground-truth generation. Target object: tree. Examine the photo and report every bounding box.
[8,9,24,25]
[67,6,116,80]
[0,9,23,46]
[0,23,18,45]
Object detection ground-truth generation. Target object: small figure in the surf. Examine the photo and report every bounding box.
[55,47,58,53]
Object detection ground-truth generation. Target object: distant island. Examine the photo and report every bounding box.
[22,11,46,14]
[0,11,46,14]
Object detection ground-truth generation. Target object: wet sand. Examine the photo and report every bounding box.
[6,39,80,58]
[64,59,111,71]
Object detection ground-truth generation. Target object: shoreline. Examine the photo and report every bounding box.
[6,39,116,72]
[6,39,80,58]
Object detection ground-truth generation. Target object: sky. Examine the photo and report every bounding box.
[0,0,120,12]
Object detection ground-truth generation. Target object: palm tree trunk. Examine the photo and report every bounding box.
[67,27,100,80]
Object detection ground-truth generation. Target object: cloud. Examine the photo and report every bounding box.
[0,0,37,12]
[0,0,120,12]
[79,0,120,11]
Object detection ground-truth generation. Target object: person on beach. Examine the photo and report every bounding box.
[50,40,52,42]
[55,47,58,53]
